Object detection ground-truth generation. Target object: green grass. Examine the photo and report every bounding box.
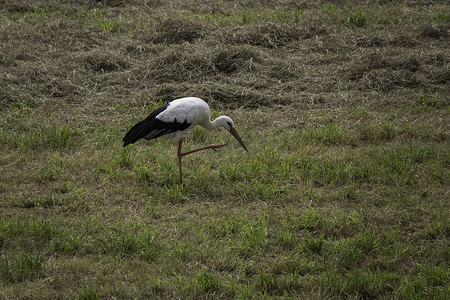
[77,285,99,300]
[1,251,46,283]
[4,6,138,32]
[346,11,367,27]
[194,269,220,293]
[1,0,449,299]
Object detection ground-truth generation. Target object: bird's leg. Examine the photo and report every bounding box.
[180,143,227,156]
[176,140,227,185]
[177,140,183,185]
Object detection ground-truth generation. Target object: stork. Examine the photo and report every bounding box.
[123,97,248,185]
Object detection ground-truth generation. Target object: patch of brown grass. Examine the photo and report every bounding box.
[150,18,208,44]
[222,22,327,48]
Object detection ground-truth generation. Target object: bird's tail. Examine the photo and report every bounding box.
[123,120,146,147]
[123,103,170,147]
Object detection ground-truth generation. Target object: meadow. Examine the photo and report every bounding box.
[0,0,449,298]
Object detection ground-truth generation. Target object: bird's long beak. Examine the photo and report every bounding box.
[229,128,248,152]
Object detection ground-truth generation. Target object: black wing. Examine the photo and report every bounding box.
[123,104,191,147]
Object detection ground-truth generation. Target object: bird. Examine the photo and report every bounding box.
[123,97,248,185]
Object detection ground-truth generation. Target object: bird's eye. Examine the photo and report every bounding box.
[227,121,232,128]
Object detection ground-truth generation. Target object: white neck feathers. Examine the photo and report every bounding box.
[202,116,230,130]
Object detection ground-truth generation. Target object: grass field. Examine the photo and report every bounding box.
[1,0,449,299]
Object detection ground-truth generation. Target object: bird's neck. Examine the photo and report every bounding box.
[203,116,225,130]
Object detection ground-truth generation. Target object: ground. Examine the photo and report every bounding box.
[0,0,449,299]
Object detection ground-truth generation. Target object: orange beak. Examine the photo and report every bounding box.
[229,128,248,152]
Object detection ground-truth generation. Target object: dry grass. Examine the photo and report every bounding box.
[1,0,449,299]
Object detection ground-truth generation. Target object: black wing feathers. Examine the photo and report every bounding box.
[123,104,191,147]
[123,104,169,147]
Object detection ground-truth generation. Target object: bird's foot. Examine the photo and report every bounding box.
[210,143,227,151]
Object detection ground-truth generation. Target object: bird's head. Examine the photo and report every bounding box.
[219,116,234,131]
[217,116,248,152]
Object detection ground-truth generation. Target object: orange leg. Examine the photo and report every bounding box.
[177,140,226,185]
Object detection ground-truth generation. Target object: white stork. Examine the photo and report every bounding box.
[123,97,248,185]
